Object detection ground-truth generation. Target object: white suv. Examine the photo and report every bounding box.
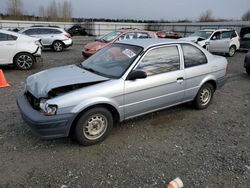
[0,29,42,70]
[183,29,240,57]
[19,26,73,52]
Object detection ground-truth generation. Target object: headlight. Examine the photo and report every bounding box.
[40,100,57,116]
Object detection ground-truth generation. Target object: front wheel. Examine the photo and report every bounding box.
[52,41,64,52]
[194,83,214,109]
[75,107,113,146]
[14,53,35,70]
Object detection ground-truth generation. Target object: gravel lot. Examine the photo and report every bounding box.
[0,37,249,188]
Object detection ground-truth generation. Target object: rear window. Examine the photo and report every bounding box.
[181,44,207,68]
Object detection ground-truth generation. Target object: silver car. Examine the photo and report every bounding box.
[19,26,73,52]
[17,39,228,145]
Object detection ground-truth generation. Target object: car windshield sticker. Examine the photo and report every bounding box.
[122,49,136,58]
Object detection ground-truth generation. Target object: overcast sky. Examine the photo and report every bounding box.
[0,0,249,21]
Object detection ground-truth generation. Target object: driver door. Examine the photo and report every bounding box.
[208,31,230,53]
[0,32,17,65]
[124,45,185,119]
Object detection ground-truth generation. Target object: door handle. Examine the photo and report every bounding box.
[177,77,184,83]
[6,43,15,45]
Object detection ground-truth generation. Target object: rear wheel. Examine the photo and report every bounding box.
[75,107,113,146]
[14,53,35,70]
[194,83,214,109]
[52,41,64,52]
[227,46,236,57]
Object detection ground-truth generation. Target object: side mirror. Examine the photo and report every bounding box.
[212,36,217,40]
[127,70,147,80]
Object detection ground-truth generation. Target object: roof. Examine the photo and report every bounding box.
[117,29,155,33]
[116,38,184,49]
[200,28,235,32]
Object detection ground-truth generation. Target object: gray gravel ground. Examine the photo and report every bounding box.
[0,36,249,188]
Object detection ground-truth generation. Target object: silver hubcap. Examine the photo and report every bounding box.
[83,114,107,140]
[54,42,63,51]
[17,55,33,69]
[200,88,211,106]
[229,47,235,56]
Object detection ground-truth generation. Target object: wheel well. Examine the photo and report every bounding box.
[230,44,236,49]
[69,104,120,136]
[205,80,217,91]
[53,40,65,47]
[13,52,35,63]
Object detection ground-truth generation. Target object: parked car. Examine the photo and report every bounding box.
[17,39,228,145]
[240,27,250,50]
[82,29,157,57]
[183,29,240,56]
[0,29,42,70]
[244,51,250,74]
[19,26,73,52]
[156,31,182,39]
[67,24,87,36]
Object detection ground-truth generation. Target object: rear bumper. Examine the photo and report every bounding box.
[62,38,73,47]
[16,94,75,139]
[216,76,228,89]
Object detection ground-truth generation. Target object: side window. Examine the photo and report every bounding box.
[48,29,62,34]
[211,32,221,40]
[23,29,35,35]
[135,46,180,76]
[231,31,237,38]
[137,32,150,39]
[0,33,8,41]
[182,44,207,68]
[39,29,50,34]
[0,33,17,41]
[243,33,250,39]
[123,33,136,40]
[7,34,17,41]
[221,31,233,39]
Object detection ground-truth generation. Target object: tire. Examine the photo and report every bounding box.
[52,41,64,52]
[227,46,236,57]
[246,68,250,75]
[194,83,214,109]
[75,107,113,146]
[14,52,35,70]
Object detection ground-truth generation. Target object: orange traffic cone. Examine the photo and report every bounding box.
[0,69,10,88]
[168,177,183,188]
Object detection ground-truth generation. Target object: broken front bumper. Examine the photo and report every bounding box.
[16,93,75,139]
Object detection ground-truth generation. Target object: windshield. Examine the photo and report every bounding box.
[190,31,213,39]
[80,43,143,78]
[96,31,122,42]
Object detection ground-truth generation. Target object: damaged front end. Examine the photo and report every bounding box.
[23,64,109,115]
[25,81,106,115]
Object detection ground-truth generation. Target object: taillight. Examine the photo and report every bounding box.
[64,34,71,38]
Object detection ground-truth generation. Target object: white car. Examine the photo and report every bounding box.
[0,29,42,70]
[19,26,73,52]
[183,29,240,57]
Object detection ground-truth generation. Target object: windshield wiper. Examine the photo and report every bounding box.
[82,66,102,75]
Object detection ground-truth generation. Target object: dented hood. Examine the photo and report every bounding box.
[26,65,109,98]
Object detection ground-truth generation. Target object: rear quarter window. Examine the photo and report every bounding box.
[181,44,207,68]
[0,33,17,41]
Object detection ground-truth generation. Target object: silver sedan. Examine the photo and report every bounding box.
[17,39,228,145]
